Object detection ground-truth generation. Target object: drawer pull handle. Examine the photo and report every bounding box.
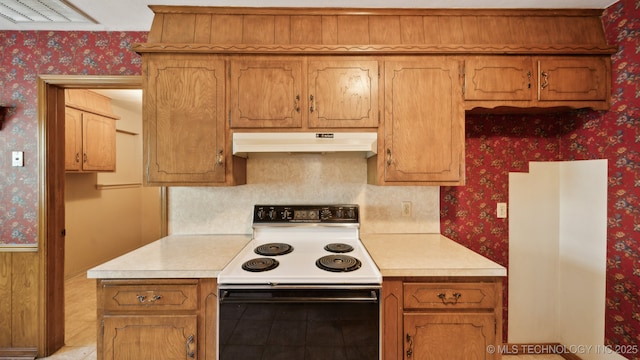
[406,334,413,358]
[136,294,162,303]
[437,292,462,304]
[186,334,196,358]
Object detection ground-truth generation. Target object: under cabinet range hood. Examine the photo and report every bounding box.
[232,132,378,157]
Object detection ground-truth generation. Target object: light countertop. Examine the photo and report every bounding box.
[361,233,506,277]
[87,233,505,279]
[87,234,251,279]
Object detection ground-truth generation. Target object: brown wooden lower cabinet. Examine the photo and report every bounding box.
[102,315,197,359]
[97,278,217,360]
[382,277,503,360]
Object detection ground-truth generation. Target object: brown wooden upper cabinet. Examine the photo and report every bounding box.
[143,54,246,186]
[229,57,378,129]
[464,55,610,111]
[369,58,465,186]
[65,89,118,172]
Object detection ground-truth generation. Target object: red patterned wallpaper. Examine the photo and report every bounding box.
[0,1,637,356]
[576,1,639,355]
[441,0,639,356]
[0,31,146,245]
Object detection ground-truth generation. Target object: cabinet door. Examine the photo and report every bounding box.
[230,58,303,128]
[383,59,464,184]
[464,56,534,101]
[308,59,378,128]
[404,313,496,360]
[103,315,197,360]
[145,55,226,185]
[65,107,83,171]
[82,112,116,172]
[538,57,609,101]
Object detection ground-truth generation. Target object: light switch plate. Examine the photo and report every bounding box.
[497,202,507,218]
[12,151,23,167]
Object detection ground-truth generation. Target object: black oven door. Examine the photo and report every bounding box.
[218,287,380,360]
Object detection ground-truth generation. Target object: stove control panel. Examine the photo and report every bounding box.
[253,205,358,223]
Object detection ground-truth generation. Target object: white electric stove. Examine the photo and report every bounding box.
[217,204,382,287]
[217,205,382,360]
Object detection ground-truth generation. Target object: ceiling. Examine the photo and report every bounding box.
[0,0,620,31]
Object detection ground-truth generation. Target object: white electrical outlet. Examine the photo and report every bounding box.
[402,201,412,217]
[12,151,24,167]
[497,202,507,218]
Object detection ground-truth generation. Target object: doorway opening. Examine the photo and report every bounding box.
[37,75,166,356]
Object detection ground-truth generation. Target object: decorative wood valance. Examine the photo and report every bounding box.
[132,6,617,55]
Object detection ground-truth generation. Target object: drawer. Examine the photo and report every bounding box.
[404,282,497,310]
[103,283,198,312]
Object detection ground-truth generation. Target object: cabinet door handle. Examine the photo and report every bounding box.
[216,149,224,166]
[83,153,87,163]
[540,71,549,89]
[75,152,80,163]
[406,333,413,358]
[527,71,532,89]
[309,94,315,113]
[186,334,196,358]
[386,148,393,166]
[437,292,462,304]
[294,95,301,113]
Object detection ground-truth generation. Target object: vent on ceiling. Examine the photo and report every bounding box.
[0,0,96,24]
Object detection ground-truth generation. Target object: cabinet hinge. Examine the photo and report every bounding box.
[378,110,381,125]
[228,111,231,126]
[101,320,104,337]
[61,229,66,237]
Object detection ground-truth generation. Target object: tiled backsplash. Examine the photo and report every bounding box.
[169,153,440,234]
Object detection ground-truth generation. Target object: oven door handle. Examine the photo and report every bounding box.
[219,290,379,304]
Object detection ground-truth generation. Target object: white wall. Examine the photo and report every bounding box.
[169,152,441,235]
[509,160,622,360]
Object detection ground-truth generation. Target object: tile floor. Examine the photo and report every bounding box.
[38,274,567,360]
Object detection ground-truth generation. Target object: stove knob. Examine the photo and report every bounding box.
[346,208,356,219]
[320,209,331,220]
[268,209,277,220]
[282,209,291,220]
[257,209,266,220]
[335,209,344,219]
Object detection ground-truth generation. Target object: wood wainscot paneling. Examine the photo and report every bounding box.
[0,252,39,360]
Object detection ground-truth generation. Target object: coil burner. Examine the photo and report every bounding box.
[241,258,279,272]
[254,243,293,256]
[324,243,354,253]
[316,254,362,272]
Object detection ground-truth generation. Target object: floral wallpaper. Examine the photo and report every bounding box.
[0,0,638,356]
[0,31,146,246]
[441,0,640,356]
[577,0,639,354]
